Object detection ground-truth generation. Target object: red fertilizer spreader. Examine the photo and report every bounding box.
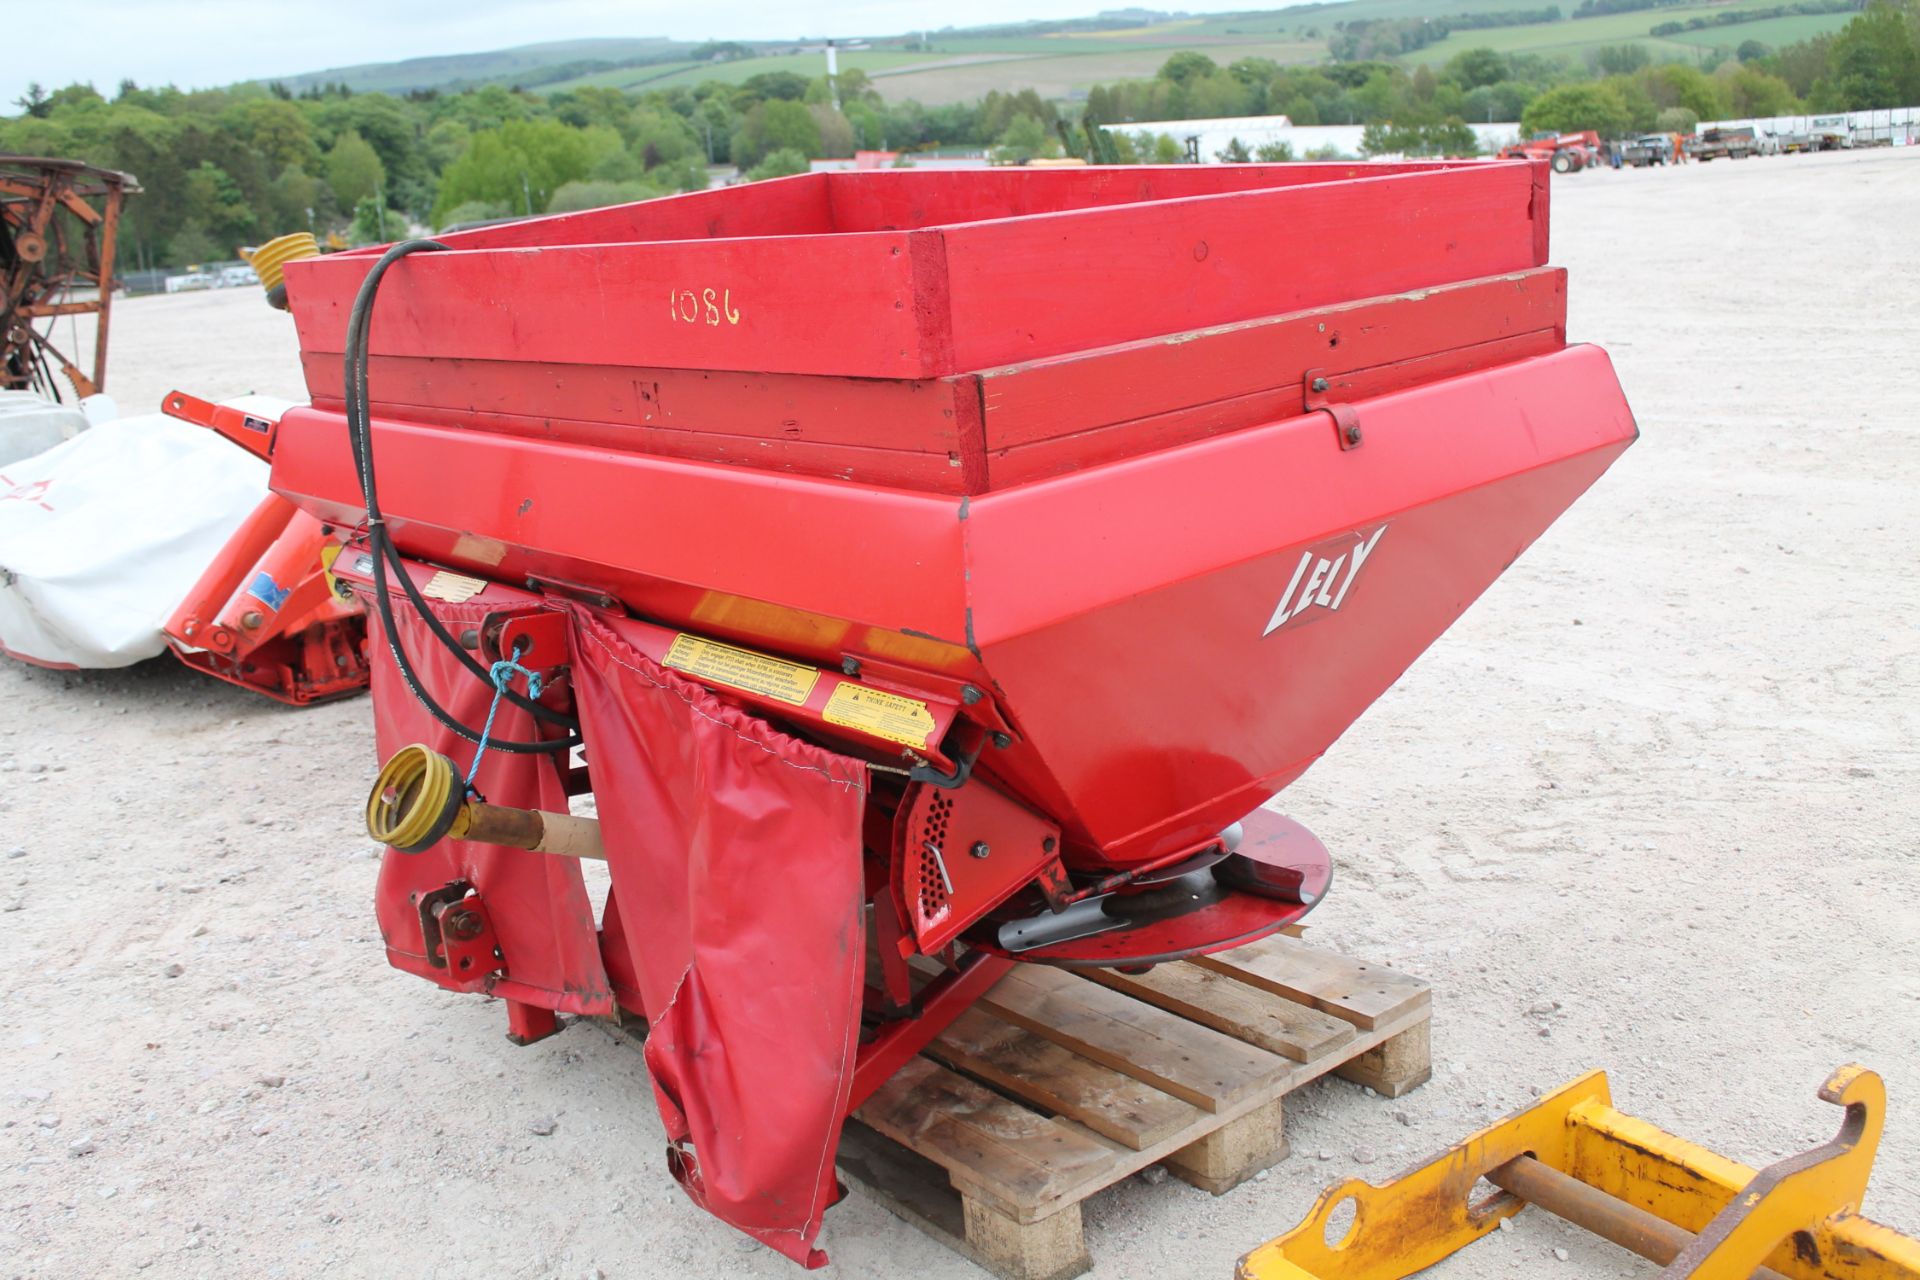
[271,163,1633,1264]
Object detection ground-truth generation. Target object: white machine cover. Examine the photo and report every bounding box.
[0,391,91,468]
[0,397,290,668]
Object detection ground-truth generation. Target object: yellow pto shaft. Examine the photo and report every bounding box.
[365,743,604,860]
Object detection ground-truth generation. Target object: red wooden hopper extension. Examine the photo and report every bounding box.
[273,163,1634,1265]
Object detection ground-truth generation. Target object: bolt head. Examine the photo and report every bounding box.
[1311,376,1330,393]
[970,841,991,859]
[961,685,983,705]
[444,910,484,940]
[841,656,861,677]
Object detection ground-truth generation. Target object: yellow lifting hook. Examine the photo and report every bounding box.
[1240,1064,1920,1279]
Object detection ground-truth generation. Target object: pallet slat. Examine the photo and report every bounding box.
[1194,935,1431,1031]
[976,963,1288,1113]
[929,1007,1201,1151]
[1081,961,1356,1064]
[859,1056,1116,1213]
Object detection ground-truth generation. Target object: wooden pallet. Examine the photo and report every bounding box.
[837,935,1431,1280]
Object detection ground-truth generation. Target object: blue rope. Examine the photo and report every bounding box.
[464,654,544,800]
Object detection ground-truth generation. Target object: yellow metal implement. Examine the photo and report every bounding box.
[1239,1064,1920,1279]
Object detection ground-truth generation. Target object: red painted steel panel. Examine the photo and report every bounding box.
[820,163,1491,231]
[963,346,1634,858]
[284,163,1543,382]
[985,332,1565,488]
[938,165,1542,371]
[976,269,1567,450]
[269,405,975,645]
[345,170,836,253]
[286,230,932,378]
[300,353,971,453]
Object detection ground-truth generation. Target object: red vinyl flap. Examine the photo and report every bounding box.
[564,605,868,1267]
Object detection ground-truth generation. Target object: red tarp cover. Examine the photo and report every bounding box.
[564,605,868,1267]
[369,597,613,1014]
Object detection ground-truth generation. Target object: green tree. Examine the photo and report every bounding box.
[325,128,384,210]
[745,148,809,180]
[431,119,621,223]
[1254,140,1297,161]
[730,99,822,168]
[810,103,856,158]
[1593,44,1651,76]
[547,179,655,213]
[738,71,811,104]
[1445,48,1510,91]
[1158,52,1221,86]
[1522,83,1633,137]
[991,114,1060,164]
[169,220,218,266]
[264,164,325,236]
[1654,106,1699,134]
[15,82,51,118]
[435,199,513,230]
[224,98,317,172]
[349,196,398,246]
[182,160,256,252]
[1720,65,1800,117]
[1813,0,1920,109]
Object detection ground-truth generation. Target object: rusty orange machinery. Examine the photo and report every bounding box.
[159,391,368,705]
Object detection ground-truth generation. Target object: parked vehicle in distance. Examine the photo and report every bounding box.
[1499,129,1602,173]
[218,265,259,288]
[1623,134,1674,166]
[1687,126,1760,161]
[1809,115,1852,150]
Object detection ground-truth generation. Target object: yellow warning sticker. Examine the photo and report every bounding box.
[319,543,350,602]
[421,570,488,604]
[664,634,819,706]
[823,682,937,749]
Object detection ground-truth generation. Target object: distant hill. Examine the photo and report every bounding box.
[263,37,699,94]
[254,2,1859,102]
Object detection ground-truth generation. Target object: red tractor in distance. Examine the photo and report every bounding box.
[1500,129,1603,173]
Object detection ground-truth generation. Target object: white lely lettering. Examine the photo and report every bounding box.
[1328,525,1387,609]
[1263,551,1314,636]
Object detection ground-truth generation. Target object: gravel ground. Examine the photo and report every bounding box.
[3,147,1917,1279]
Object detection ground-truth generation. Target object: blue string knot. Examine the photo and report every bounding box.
[464,652,543,800]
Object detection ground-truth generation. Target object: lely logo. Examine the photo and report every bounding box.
[1263,524,1388,636]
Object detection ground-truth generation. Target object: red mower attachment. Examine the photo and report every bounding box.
[159,391,368,705]
[281,163,1634,1264]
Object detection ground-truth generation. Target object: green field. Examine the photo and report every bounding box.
[542,37,1326,105]
[1407,2,1854,65]
[271,38,692,94]
[544,51,944,94]
[261,0,1863,105]
[1662,11,1857,48]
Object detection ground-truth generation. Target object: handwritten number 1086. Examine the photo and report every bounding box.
[670,288,741,327]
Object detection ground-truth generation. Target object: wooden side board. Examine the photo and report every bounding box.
[843,938,1434,1280]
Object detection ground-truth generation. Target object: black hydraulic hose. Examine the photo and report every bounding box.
[344,239,579,754]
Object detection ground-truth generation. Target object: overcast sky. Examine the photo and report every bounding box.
[5,0,1295,108]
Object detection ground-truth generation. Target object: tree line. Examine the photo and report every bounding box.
[3,0,1915,269]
